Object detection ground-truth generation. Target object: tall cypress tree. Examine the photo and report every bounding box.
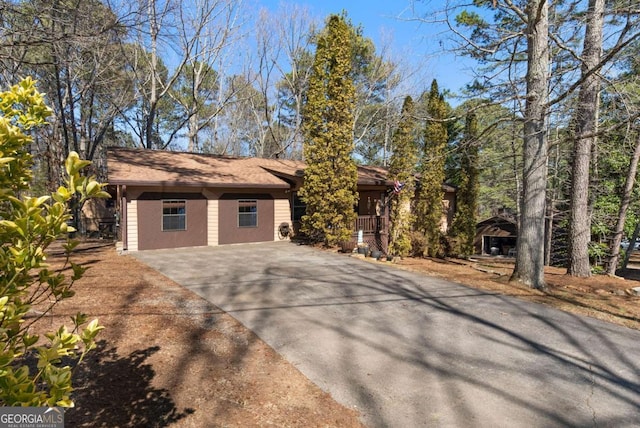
[299,14,358,246]
[450,112,479,256]
[388,96,418,257]
[414,80,448,257]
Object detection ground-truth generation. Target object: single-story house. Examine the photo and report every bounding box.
[106,148,456,252]
[474,214,517,256]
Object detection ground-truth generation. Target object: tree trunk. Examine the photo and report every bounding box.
[187,64,201,152]
[146,0,158,149]
[607,131,640,275]
[511,0,550,289]
[188,113,199,152]
[567,0,605,277]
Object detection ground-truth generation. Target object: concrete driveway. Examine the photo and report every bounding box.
[133,241,640,427]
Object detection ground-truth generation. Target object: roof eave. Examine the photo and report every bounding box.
[357,179,394,186]
[107,180,290,189]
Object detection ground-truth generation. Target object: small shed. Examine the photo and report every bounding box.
[475,215,517,256]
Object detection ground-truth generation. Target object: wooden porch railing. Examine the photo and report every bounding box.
[354,215,387,234]
[352,215,388,253]
[294,215,389,252]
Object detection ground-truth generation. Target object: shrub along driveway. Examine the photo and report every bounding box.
[133,242,640,427]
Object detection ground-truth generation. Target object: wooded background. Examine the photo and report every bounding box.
[1,0,639,287]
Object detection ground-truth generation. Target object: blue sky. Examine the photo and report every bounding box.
[258,0,477,95]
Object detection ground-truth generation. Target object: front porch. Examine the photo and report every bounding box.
[292,215,389,253]
[350,215,389,253]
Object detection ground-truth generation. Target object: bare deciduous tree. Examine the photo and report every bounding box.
[127,0,243,149]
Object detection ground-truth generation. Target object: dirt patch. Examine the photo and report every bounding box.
[32,243,364,427]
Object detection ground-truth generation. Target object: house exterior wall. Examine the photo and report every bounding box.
[218,195,275,245]
[274,198,292,240]
[120,186,292,251]
[126,199,138,252]
[358,190,386,216]
[136,193,208,250]
[442,191,456,232]
[117,182,454,253]
[207,199,219,246]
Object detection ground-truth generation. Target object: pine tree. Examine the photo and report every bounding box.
[450,112,479,256]
[388,96,418,257]
[414,80,448,257]
[299,14,358,246]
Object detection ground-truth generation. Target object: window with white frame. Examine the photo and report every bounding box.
[238,200,258,227]
[162,200,186,231]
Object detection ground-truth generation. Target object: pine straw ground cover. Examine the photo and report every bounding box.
[392,255,640,331]
[32,242,639,427]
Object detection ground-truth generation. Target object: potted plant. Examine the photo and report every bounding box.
[340,240,356,253]
[357,243,369,255]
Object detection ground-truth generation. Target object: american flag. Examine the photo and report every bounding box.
[393,180,405,194]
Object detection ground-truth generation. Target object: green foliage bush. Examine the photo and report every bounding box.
[414,80,447,257]
[0,78,107,407]
[299,14,358,246]
[410,231,428,257]
[588,242,609,274]
[388,96,418,258]
[449,112,479,257]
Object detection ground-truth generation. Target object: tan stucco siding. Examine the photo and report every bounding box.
[273,198,292,241]
[126,200,138,252]
[208,199,219,246]
[218,198,275,245]
[137,197,207,250]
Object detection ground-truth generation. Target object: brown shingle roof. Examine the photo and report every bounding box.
[107,148,298,188]
[107,148,396,188]
[357,164,393,186]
